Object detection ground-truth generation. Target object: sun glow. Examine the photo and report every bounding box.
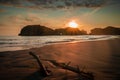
[68,20,78,28]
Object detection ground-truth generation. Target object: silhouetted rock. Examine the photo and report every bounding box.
[19,25,87,36]
[19,25,54,36]
[66,27,81,35]
[90,26,120,35]
[54,27,87,35]
[54,28,67,35]
[90,28,103,35]
[103,26,120,35]
[19,25,120,36]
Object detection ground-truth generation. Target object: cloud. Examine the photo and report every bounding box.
[0,0,118,10]
[0,0,22,6]
[0,23,5,26]
[7,14,36,25]
[108,0,120,5]
[26,0,107,8]
[0,8,5,12]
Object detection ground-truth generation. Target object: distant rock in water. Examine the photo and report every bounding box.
[90,26,120,35]
[19,25,54,36]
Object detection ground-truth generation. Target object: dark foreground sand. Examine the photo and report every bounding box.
[0,38,120,80]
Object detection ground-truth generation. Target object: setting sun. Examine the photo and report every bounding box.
[68,20,78,28]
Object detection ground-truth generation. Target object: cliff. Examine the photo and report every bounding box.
[90,26,120,35]
[19,25,87,36]
[19,25,54,36]
[19,25,120,36]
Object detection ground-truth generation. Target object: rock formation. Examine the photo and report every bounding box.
[19,25,54,36]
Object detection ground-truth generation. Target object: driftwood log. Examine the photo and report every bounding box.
[41,59,94,80]
[29,52,94,80]
[29,52,48,77]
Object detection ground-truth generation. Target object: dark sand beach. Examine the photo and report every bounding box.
[0,38,120,80]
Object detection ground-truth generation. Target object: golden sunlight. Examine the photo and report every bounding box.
[68,20,78,28]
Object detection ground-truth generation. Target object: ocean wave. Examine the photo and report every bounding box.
[0,35,119,52]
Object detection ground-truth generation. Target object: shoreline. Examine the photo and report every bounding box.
[0,38,120,80]
[0,36,119,53]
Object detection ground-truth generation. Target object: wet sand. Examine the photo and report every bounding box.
[0,38,120,80]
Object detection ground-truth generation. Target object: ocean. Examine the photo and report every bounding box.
[0,35,119,52]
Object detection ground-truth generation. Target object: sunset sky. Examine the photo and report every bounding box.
[0,0,120,36]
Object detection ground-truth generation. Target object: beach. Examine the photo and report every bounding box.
[0,38,120,80]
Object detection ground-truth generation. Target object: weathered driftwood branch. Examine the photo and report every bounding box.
[29,52,48,77]
[29,52,94,80]
[41,59,94,80]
